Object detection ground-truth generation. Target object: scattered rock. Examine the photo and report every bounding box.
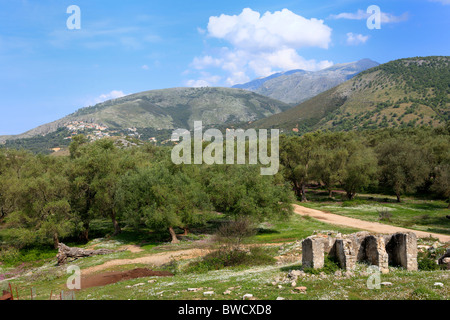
[381,282,393,286]
[203,291,214,296]
[278,285,283,289]
[147,280,157,284]
[188,288,201,292]
[276,297,285,300]
[223,290,232,295]
[294,287,307,293]
[291,281,297,287]
[243,294,253,300]
[434,282,444,288]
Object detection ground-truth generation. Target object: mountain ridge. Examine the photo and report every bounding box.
[0,87,291,143]
[232,59,380,104]
[249,56,449,132]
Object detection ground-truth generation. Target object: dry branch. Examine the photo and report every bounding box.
[56,243,117,265]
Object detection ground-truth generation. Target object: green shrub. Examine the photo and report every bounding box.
[303,255,341,275]
[341,199,368,207]
[185,247,275,273]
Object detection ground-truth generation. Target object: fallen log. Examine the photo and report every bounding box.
[57,243,117,265]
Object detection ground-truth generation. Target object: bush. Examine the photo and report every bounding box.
[186,247,275,273]
[377,208,393,222]
[214,217,256,248]
[417,250,445,271]
[341,199,368,207]
[303,255,341,275]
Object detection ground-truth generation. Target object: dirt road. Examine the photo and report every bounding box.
[82,248,210,275]
[293,204,450,243]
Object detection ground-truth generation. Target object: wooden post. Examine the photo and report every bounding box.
[49,290,53,300]
[8,283,13,301]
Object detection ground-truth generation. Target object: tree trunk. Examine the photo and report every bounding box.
[347,192,355,200]
[328,189,333,198]
[111,211,121,236]
[396,194,401,203]
[301,184,307,202]
[53,233,59,250]
[169,227,180,244]
[80,222,90,243]
[56,243,117,265]
[182,227,189,236]
[292,181,302,198]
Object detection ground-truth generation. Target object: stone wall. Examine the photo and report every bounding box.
[301,232,418,273]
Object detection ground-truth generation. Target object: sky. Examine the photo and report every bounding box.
[0,0,449,135]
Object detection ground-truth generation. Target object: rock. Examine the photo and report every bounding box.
[434,282,444,288]
[147,280,156,284]
[381,282,393,286]
[291,281,297,287]
[133,283,145,287]
[223,290,232,295]
[203,291,214,296]
[188,288,200,292]
[243,294,253,300]
[289,270,304,278]
[278,285,283,289]
[294,287,307,293]
[438,249,450,265]
[276,297,285,300]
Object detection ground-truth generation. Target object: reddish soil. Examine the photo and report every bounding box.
[1,290,13,300]
[80,268,173,289]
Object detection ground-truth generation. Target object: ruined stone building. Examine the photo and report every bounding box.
[302,231,418,273]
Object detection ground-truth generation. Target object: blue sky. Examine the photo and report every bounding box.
[0,0,449,135]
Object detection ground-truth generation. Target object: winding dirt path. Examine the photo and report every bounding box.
[82,248,211,275]
[293,204,450,243]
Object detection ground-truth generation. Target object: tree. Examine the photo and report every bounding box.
[203,165,294,221]
[3,155,74,248]
[431,163,450,208]
[340,146,378,200]
[311,132,349,198]
[377,138,430,202]
[279,133,318,201]
[67,138,122,241]
[117,162,211,243]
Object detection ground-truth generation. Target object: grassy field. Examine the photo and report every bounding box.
[299,189,450,236]
[1,211,449,301]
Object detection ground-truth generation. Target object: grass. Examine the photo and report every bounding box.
[299,189,450,236]
[1,193,449,301]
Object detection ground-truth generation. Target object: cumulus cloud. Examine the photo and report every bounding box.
[187,8,334,86]
[346,33,369,45]
[85,90,127,107]
[207,8,332,51]
[186,73,222,87]
[330,9,409,24]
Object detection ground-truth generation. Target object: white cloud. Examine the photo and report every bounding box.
[142,65,149,70]
[208,8,332,51]
[85,90,127,107]
[186,73,222,87]
[346,32,369,45]
[187,8,334,86]
[330,9,409,23]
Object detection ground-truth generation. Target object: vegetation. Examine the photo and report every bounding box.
[251,56,449,132]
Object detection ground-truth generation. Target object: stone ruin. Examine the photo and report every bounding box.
[302,231,418,273]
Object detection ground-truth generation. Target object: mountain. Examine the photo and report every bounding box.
[249,56,450,132]
[0,87,292,143]
[233,59,380,104]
